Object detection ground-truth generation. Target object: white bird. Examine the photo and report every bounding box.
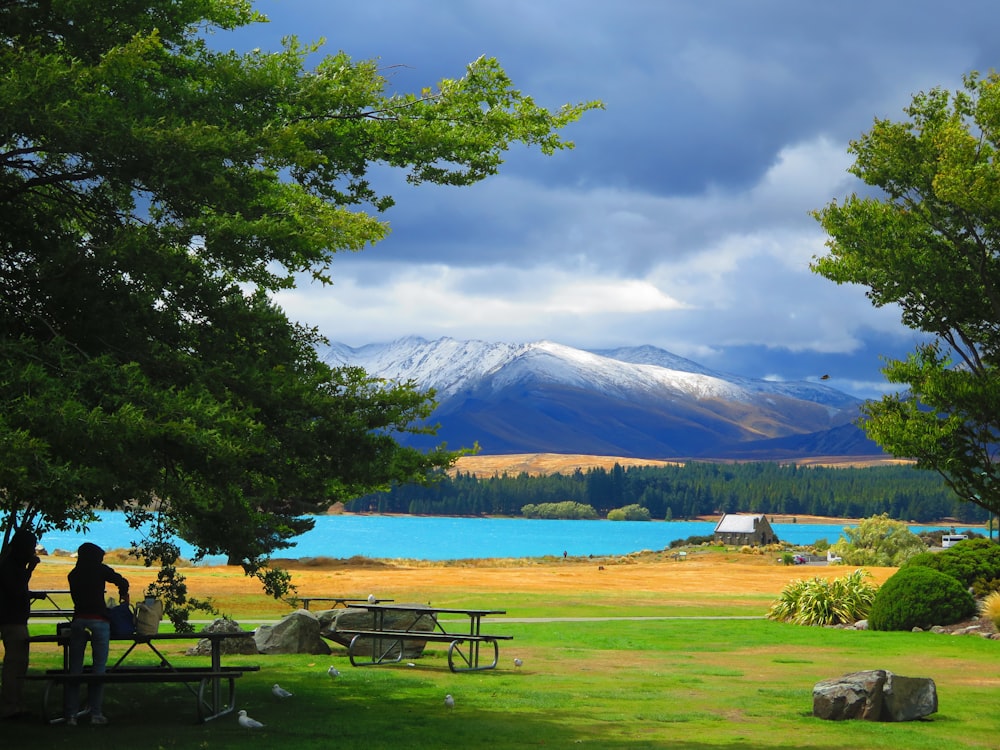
[367,593,377,604]
[238,709,264,729]
[444,694,455,709]
[327,665,340,678]
[513,658,523,668]
[272,683,293,698]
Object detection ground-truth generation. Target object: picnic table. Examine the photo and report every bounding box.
[26,629,259,723]
[333,603,512,672]
[28,589,74,620]
[295,596,393,610]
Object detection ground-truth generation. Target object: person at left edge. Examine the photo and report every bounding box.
[0,528,40,720]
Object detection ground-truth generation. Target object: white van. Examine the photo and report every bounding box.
[941,534,968,548]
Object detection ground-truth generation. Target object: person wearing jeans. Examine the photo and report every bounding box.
[64,543,129,726]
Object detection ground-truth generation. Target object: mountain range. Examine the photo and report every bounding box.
[322,336,885,460]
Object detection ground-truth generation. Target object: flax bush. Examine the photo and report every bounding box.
[766,570,876,626]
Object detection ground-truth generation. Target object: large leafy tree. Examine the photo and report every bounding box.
[813,71,1000,519]
[0,0,599,593]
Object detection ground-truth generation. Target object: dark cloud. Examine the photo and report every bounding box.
[230,1,1000,397]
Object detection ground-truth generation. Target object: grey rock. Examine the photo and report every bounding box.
[883,673,937,722]
[254,609,331,655]
[813,669,886,721]
[813,670,937,722]
[186,617,259,656]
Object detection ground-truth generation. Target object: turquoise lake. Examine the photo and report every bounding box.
[37,512,963,563]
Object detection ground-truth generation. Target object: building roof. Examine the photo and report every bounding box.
[714,514,767,534]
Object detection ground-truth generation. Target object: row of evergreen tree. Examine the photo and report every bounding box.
[344,461,989,524]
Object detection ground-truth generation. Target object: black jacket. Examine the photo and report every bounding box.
[0,530,38,626]
[68,545,129,620]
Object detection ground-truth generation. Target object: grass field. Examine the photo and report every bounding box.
[8,550,1000,749]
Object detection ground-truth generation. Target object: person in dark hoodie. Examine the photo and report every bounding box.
[64,542,129,726]
[0,528,39,720]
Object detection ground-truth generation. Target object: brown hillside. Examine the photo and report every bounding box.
[452,452,910,477]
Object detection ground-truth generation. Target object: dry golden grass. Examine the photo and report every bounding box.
[28,548,896,620]
[452,451,911,477]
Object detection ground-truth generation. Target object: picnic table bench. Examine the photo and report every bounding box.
[333,603,512,672]
[26,630,259,723]
[295,596,393,610]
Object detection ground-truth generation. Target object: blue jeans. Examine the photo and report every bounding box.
[64,618,110,719]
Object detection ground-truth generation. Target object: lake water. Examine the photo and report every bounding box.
[37,512,961,564]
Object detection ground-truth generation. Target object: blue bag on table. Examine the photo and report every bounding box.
[108,602,135,637]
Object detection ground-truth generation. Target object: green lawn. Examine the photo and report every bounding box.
[8,614,1000,749]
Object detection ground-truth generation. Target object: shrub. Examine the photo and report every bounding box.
[829,513,926,566]
[972,577,1000,598]
[607,504,651,521]
[520,501,598,520]
[668,535,714,549]
[868,566,977,631]
[981,591,1000,629]
[767,570,876,626]
[903,537,1000,589]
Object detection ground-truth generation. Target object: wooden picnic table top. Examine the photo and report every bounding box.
[355,603,506,617]
[29,590,74,620]
[295,596,394,609]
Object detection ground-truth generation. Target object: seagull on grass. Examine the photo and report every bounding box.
[238,710,264,729]
[513,658,523,668]
[327,665,341,678]
[272,683,293,698]
[444,694,455,709]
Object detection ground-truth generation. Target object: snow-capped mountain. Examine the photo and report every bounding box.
[323,336,882,459]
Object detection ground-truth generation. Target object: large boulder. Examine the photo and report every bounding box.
[254,609,331,655]
[813,670,937,722]
[882,673,938,722]
[186,617,259,656]
[319,604,436,659]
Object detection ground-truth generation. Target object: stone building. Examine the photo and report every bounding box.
[713,513,779,546]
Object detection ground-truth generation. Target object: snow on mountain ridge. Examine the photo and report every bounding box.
[323,336,778,404]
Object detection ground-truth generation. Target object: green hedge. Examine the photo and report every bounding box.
[903,537,1000,589]
[868,566,977,631]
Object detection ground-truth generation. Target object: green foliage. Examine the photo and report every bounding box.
[903,537,1000,589]
[767,570,877,626]
[813,71,1000,519]
[606,503,651,521]
[361,460,974,522]
[973,577,1000,598]
[868,565,977,631]
[829,513,927,566]
[668,534,715,549]
[0,0,600,592]
[520,501,598,520]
